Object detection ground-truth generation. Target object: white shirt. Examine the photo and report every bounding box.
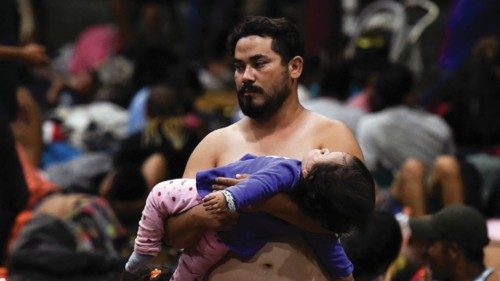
[356,106,455,171]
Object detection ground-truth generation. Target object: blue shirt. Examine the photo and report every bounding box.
[127,87,150,135]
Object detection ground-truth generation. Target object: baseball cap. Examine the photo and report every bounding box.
[409,204,489,252]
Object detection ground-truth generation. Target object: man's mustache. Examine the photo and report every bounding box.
[238,84,263,95]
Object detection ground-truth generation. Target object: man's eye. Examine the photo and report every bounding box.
[254,62,265,68]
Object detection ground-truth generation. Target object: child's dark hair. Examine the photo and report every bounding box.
[291,155,376,234]
[226,16,304,65]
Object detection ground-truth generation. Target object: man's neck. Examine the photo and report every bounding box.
[247,95,306,133]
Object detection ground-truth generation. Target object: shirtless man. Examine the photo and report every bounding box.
[164,16,363,280]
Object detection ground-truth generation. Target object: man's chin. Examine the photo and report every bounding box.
[240,105,269,119]
[241,109,264,119]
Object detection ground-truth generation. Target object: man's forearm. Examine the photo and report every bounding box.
[260,194,331,234]
[164,208,205,248]
[165,200,239,248]
[0,45,22,60]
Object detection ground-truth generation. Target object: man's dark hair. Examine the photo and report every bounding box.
[291,156,376,234]
[226,16,304,64]
[341,211,402,279]
[374,63,414,109]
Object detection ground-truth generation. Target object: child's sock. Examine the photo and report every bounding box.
[125,251,154,273]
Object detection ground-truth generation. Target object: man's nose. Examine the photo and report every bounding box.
[242,66,256,83]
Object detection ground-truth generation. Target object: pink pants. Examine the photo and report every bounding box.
[135,179,229,281]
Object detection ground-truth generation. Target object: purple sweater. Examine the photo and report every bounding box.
[195,154,353,278]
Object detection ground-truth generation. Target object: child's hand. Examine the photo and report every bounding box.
[202,191,227,213]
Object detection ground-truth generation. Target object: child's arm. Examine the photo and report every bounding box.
[222,158,301,211]
[302,232,354,280]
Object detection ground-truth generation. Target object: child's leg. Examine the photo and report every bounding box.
[126,178,200,272]
[172,230,229,280]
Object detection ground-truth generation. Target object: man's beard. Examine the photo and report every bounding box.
[237,82,290,120]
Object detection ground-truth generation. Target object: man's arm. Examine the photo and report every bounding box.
[0,43,49,66]
[164,130,236,248]
[251,193,331,234]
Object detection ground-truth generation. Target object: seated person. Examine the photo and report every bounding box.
[125,149,375,280]
[340,211,402,281]
[408,204,498,281]
[99,84,202,224]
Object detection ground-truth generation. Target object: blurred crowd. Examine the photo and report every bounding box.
[1,0,499,280]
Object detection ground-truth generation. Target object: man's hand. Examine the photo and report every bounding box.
[212,173,249,190]
[202,191,227,213]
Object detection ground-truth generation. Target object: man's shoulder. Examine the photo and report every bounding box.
[195,122,246,163]
[204,122,241,139]
[307,111,354,138]
[307,111,347,128]
[306,111,362,158]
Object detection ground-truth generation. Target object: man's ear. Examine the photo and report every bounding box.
[288,56,303,80]
[447,242,462,261]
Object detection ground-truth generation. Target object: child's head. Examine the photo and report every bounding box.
[293,149,375,235]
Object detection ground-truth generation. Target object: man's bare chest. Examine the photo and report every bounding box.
[218,136,317,166]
